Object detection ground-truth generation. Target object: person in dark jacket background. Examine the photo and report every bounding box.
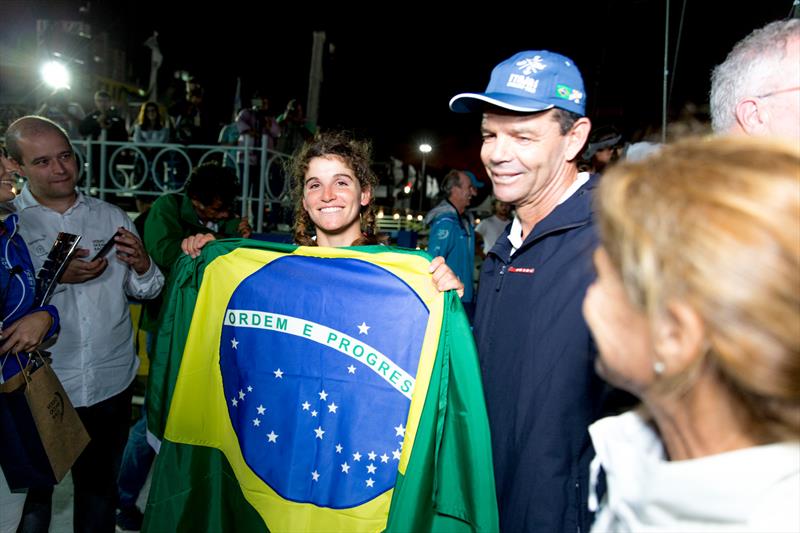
[449,50,611,532]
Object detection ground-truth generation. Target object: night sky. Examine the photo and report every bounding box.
[1,1,795,174]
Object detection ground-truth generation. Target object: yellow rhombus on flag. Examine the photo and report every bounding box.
[143,240,498,533]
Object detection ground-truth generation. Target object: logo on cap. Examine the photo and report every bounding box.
[516,56,546,75]
[507,56,547,95]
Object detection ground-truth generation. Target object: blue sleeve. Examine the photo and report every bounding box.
[427,217,456,258]
[29,304,59,339]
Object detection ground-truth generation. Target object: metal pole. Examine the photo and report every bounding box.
[84,141,93,196]
[99,129,107,200]
[662,0,670,143]
[418,155,426,212]
[307,31,326,128]
[257,134,268,233]
[242,136,251,218]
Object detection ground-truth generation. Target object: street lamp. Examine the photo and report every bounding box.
[40,61,70,90]
[418,143,432,210]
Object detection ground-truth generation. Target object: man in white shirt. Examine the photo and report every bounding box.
[475,198,512,256]
[5,116,164,533]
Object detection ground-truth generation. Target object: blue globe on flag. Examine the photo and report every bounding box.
[218,255,429,508]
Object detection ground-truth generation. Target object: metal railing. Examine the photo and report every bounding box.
[70,134,291,233]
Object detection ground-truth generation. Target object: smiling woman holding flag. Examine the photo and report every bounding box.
[146,132,496,533]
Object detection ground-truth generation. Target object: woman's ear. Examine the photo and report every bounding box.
[653,300,707,375]
[360,186,372,207]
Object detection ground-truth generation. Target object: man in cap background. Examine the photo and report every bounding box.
[582,125,623,174]
[710,18,799,141]
[424,169,481,318]
[450,50,611,532]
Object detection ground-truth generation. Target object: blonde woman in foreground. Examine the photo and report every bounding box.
[583,136,800,532]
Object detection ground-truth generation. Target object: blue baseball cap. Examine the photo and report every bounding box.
[462,170,484,188]
[449,50,586,116]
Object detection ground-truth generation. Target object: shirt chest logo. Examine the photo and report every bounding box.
[507,266,535,274]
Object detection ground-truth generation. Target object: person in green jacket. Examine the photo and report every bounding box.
[115,162,251,531]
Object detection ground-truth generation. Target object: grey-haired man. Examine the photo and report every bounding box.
[711,18,800,141]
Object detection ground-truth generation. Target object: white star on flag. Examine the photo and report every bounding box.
[368,451,377,461]
[257,405,266,415]
[353,451,362,461]
[273,368,284,379]
[335,444,343,453]
[380,453,389,463]
[367,463,377,474]
[328,402,338,413]
[311,410,318,417]
[341,462,350,473]
[231,398,238,407]
[231,338,239,349]
[238,390,246,400]
[247,386,253,392]
[357,322,370,335]
[318,390,328,401]
[314,426,325,439]
[252,418,260,427]
[347,365,356,374]
[312,470,320,482]
[267,431,278,443]
[366,478,375,487]
[394,423,406,437]
[392,449,401,460]
[302,401,310,411]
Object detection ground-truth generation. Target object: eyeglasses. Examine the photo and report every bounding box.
[755,86,800,99]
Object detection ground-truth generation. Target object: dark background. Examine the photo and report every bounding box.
[1,0,795,175]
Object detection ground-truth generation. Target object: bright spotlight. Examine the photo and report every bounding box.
[41,61,70,90]
[419,143,432,154]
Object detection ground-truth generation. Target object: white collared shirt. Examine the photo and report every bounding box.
[507,172,590,255]
[12,186,164,407]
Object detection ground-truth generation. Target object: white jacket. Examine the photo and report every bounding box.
[589,410,800,532]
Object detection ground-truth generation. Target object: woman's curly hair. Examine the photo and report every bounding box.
[288,130,380,246]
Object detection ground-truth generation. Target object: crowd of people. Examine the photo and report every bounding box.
[0,16,798,533]
[37,82,315,159]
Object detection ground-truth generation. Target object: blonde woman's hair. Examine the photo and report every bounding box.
[597,135,800,442]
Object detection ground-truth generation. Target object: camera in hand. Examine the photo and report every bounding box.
[91,231,122,262]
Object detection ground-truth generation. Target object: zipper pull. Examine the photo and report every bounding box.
[495,264,506,292]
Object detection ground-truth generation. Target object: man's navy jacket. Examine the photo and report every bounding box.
[474,175,613,533]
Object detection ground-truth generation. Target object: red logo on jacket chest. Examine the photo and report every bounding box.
[507,266,535,274]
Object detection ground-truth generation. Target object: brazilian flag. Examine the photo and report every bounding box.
[143,240,498,532]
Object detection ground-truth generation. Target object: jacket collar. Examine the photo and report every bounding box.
[589,409,800,529]
[490,173,597,259]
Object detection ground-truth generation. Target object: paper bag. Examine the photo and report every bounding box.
[0,352,90,490]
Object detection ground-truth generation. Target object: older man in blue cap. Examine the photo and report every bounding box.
[450,51,610,532]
